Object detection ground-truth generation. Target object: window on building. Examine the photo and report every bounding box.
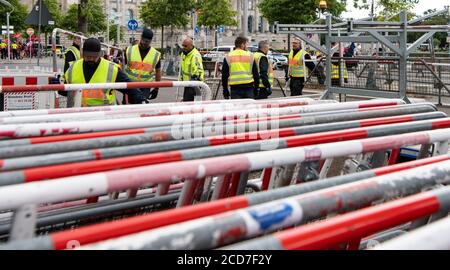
[125,9,134,21]
[248,15,253,33]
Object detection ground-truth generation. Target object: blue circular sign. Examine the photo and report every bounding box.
[127,19,138,30]
[194,26,200,34]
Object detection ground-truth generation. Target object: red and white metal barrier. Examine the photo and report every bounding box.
[0,99,405,139]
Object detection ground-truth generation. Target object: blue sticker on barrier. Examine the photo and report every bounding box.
[247,203,294,230]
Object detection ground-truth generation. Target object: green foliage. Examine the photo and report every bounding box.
[0,0,28,33]
[351,0,419,17]
[140,0,195,28]
[61,0,107,34]
[407,9,449,49]
[197,0,237,27]
[259,0,346,24]
[109,21,125,42]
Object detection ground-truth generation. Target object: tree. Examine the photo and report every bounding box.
[259,0,347,24]
[109,21,125,43]
[351,0,419,18]
[61,1,107,35]
[197,0,237,46]
[140,0,195,50]
[0,0,28,33]
[407,9,449,50]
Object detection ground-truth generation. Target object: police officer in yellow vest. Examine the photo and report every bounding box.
[222,36,259,99]
[254,40,273,99]
[330,43,348,87]
[65,38,148,107]
[125,28,161,101]
[64,32,83,73]
[0,41,6,59]
[287,37,315,96]
[11,42,18,60]
[180,37,204,101]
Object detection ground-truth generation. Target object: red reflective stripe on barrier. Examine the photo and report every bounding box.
[93,149,102,160]
[50,196,249,250]
[208,129,296,146]
[286,129,369,148]
[431,118,450,129]
[22,151,184,183]
[358,101,399,108]
[373,155,450,176]
[359,115,413,127]
[129,81,174,89]
[2,77,14,85]
[0,160,3,170]
[278,193,440,250]
[86,197,99,204]
[1,84,65,92]
[28,128,146,144]
[25,77,38,85]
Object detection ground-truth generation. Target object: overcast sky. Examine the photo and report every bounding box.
[341,0,448,19]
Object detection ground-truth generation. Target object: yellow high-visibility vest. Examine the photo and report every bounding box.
[226,49,254,86]
[65,45,81,62]
[11,44,18,50]
[254,51,273,88]
[181,48,204,81]
[65,58,119,107]
[331,64,348,79]
[125,45,161,82]
[288,49,306,78]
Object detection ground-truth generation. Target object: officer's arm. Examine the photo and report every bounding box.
[155,59,162,82]
[259,57,271,89]
[192,54,204,81]
[221,58,230,94]
[63,51,75,73]
[252,61,260,90]
[305,53,316,71]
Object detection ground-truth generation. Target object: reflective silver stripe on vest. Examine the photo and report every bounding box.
[67,63,75,84]
[127,46,133,65]
[230,71,252,76]
[228,77,253,83]
[104,62,115,105]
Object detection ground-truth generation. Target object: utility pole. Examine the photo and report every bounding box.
[37,0,42,66]
[243,0,248,37]
[106,1,109,43]
[116,0,120,43]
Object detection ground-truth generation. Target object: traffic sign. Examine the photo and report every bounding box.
[26,28,34,36]
[1,25,14,30]
[127,19,138,31]
[219,26,224,34]
[194,26,200,34]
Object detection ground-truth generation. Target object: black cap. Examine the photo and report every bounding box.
[142,28,154,40]
[83,38,101,56]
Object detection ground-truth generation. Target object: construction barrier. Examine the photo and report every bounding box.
[0,98,449,250]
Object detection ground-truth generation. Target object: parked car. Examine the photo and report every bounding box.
[268,51,288,70]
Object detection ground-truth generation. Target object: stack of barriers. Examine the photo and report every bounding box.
[0,93,449,249]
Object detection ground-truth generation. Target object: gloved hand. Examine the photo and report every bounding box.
[223,89,230,99]
[149,88,159,100]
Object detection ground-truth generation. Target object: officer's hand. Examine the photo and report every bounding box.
[267,88,273,95]
[223,90,230,100]
[149,88,159,100]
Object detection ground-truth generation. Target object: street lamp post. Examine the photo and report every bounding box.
[0,0,14,62]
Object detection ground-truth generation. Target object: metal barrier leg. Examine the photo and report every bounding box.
[176,179,197,207]
[227,173,242,197]
[269,164,296,189]
[260,168,272,191]
[156,183,171,196]
[192,178,206,203]
[388,148,401,165]
[127,188,139,199]
[9,204,37,242]
[319,159,334,179]
[210,174,231,201]
[199,177,214,202]
[418,144,432,159]
[235,171,250,196]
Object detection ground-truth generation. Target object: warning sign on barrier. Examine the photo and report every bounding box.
[4,92,37,111]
